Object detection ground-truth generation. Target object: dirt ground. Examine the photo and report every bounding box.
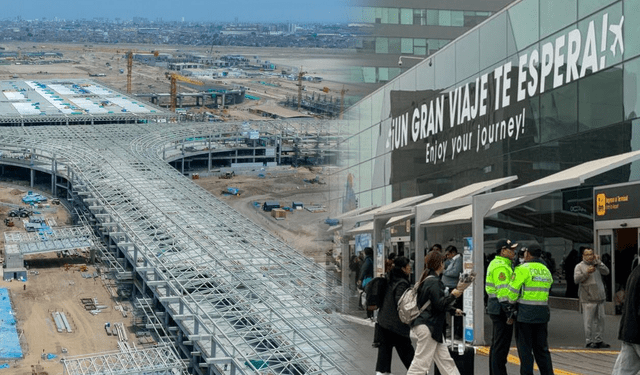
[0,43,347,370]
[0,167,339,372]
[0,186,138,374]
[193,166,339,262]
[0,42,366,121]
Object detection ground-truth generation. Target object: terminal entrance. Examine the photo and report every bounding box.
[596,226,640,313]
[594,181,640,314]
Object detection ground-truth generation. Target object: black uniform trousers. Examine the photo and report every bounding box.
[375,325,415,373]
[489,312,513,375]
[515,321,554,375]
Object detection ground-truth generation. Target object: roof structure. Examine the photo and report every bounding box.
[4,225,94,255]
[0,118,358,375]
[0,79,172,125]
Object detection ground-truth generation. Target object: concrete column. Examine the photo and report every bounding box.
[471,195,494,346]
[30,169,34,187]
[414,222,425,280]
[341,239,350,313]
[51,156,57,196]
[208,136,212,172]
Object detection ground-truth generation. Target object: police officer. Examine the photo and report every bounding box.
[505,244,554,375]
[485,238,517,375]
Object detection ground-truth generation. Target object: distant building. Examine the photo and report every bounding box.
[168,62,203,72]
[220,25,260,36]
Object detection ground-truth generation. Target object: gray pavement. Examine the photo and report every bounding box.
[340,298,622,375]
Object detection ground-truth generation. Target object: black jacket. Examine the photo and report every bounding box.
[378,268,411,337]
[618,264,640,344]
[412,270,457,343]
[359,256,373,282]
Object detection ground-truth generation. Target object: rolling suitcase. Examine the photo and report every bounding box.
[434,314,474,375]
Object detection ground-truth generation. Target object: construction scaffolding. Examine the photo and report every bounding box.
[0,119,358,375]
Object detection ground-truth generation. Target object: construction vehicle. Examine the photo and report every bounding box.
[4,218,14,227]
[8,207,32,218]
[223,187,241,196]
[304,175,326,185]
[165,72,204,112]
[219,171,235,179]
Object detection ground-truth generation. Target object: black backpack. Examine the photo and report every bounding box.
[364,276,388,311]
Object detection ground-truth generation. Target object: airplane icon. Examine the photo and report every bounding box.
[609,15,624,56]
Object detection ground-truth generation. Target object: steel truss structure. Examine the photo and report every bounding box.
[4,226,94,255]
[62,344,186,375]
[0,119,359,375]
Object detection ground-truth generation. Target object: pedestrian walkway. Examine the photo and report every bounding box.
[341,295,622,375]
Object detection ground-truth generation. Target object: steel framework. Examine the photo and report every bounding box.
[62,344,186,375]
[4,226,94,255]
[0,119,359,375]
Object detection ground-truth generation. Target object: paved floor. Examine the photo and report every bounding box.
[341,301,622,375]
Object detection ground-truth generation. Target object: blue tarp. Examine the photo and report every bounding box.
[46,353,56,360]
[22,192,47,204]
[325,218,339,226]
[245,360,268,369]
[0,363,9,369]
[0,289,23,359]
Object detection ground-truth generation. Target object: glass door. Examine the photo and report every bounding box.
[596,229,613,303]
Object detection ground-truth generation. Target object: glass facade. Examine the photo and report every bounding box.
[354,6,492,27]
[350,2,504,84]
[336,0,640,297]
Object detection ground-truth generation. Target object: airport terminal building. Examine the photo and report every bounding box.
[334,0,640,340]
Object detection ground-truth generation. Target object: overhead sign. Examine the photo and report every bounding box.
[594,182,640,221]
[388,13,624,167]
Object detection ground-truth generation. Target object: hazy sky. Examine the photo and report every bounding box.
[3,0,351,23]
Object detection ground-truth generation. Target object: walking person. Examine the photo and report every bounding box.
[612,263,640,375]
[574,247,610,348]
[405,251,472,375]
[563,249,580,298]
[485,239,517,375]
[505,244,554,375]
[358,247,374,318]
[442,245,463,339]
[374,256,415,375]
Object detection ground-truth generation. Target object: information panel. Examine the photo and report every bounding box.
[594,182,640,221]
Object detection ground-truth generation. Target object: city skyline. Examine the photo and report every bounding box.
[2,0,350,23]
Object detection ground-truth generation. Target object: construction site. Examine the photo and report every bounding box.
[0,43,364,122]
[0,44,364,375]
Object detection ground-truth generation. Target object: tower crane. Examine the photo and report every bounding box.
[296,66,307,111]
[340,85,349,120]
[126,50,160,94]
[165,72,204,112]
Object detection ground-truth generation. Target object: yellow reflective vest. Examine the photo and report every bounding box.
[485,255,513,315]
[506,259,553,323]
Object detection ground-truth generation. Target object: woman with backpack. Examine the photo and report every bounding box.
[406,251,469,375]
[375,256,415,375]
